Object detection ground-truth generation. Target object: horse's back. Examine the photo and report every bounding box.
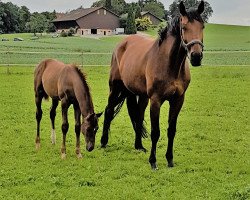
[111,35,154,94]
[35,59,66,98]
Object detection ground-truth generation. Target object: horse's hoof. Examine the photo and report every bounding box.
[101,143,107,148]
[77,153,83,159]
[35,143,40,150]
[167,160,174,168]
[61,153,66,159]
[136,147,147,153]
[150,163,158,170]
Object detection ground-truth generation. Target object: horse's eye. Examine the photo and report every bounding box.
[182,27,187,31]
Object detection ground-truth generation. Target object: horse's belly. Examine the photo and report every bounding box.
[122,74,147,95]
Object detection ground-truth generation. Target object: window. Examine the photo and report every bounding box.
[97,10,100,14]
[104,10,106,15]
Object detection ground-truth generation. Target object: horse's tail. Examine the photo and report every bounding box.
[126,95,148,138]
[34,60,49,100]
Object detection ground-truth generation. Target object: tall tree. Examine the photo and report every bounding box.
[92,0,126,15]
[125,6,136,34]
[18,6,31,32]
[105,0,112,10]
[168,0,213,22]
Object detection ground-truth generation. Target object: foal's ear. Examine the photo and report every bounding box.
[96,112,103,118]
[179,1,187,16]
[197,0,205,14]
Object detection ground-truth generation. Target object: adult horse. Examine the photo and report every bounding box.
[101,1,205,169]
[34,59,102,159]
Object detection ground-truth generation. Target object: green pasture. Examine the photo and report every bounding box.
[0,65,249,199]
[0,23,250,66]
[0,23,250,199]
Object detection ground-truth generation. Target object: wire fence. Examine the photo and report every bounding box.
[0,49,112,72]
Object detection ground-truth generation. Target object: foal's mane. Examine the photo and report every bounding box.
[72,65,91,97]
[158,9,204,46]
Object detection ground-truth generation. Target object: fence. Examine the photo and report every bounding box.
[0,49,112,68]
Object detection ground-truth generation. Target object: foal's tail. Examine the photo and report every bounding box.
[34,60,49,100]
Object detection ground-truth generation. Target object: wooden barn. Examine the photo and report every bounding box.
[141,11,163,25]
[52,7,120,36]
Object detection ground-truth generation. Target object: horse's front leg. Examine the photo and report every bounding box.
[61,98,70,159]
[149,96,162,170]
[166,95,184,167]
[73,103,82,159]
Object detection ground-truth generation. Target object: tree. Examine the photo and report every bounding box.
[28,13,47,35]
[105,0,112,10]
[18,6,31,32]
[168,0,213,22]
[92,0,126,15]
[0,2,20,33]
[125,6,136,34]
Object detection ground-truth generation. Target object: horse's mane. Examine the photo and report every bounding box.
[158,9,204,46]
[72,65,91,98]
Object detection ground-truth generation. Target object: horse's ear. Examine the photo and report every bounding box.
[179,1,187,16]
[197,0,205,14]
[96,112,103,118]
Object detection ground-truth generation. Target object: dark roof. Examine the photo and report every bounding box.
[53,7,119,22]
[141,11,163,22]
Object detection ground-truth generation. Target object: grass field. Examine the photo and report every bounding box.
[0,23,250,66]
[0,23,250,199]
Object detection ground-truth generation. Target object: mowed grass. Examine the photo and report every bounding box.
[0,23,250,66]
[0,65,249,199]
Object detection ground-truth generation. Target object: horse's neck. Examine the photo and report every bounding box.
[74,80,94,118]
[160,35,187,78]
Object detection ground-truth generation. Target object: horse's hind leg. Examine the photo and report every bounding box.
[35,92,43,150]
[50,98,59,145]
[101,81,127,148]
[61,98,70,159]
[73,103,82,159]
[127,95,148,152]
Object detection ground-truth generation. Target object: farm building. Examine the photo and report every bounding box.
[141,11,163,25]
[52,7,120,36]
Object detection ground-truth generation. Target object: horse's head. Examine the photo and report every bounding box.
[179,1,205,66]
[82,112,102,152]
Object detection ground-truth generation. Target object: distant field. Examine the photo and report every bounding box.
[0,23,250,66]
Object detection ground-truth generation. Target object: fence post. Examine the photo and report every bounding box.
[81,51,83,67]
[7,46,10,74]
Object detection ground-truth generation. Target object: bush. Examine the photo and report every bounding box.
[135,17,152,31]
[67,27,75,37]
[60,30,67,37]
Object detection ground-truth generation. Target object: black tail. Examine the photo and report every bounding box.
[126,95,148,138]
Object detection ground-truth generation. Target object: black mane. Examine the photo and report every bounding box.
[158,9,204,46]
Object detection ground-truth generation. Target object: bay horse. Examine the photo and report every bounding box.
[34,59,102,159]
[101,1,205,169]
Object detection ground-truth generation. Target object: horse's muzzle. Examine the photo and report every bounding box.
[86,143,94,152]
[190,52,203,67]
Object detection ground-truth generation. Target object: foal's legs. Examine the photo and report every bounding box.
[101,81,126,147]
[50,98,59,145]
[166,95,184,167]
[149,96,162,170]
[73,103,82,159]
[126,95,148,152]
[61,98,70,159]
[35,93,43,150]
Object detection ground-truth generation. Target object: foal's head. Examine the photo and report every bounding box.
[179,1,205,66]
[82,113,102,152]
